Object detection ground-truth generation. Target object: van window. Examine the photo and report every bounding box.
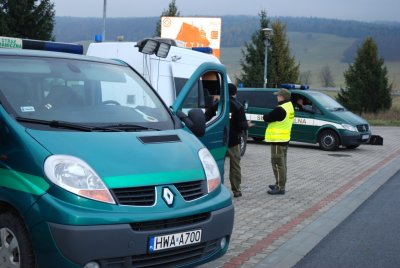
[236,90,277,109]
[307,91,346,111]
[174,77,188,96]
[0,56,174,130]
[291,93,318,114]
[180,71,224,123]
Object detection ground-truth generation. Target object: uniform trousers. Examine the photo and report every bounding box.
[227,144,241,194]
[270,143,288,190]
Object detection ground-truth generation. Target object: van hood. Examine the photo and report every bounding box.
[331,110,368,126]
[26,129,206,187]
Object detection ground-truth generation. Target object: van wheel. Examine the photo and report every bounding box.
[240,131,247,156]
[318,130,339,151]
[253,137,264,142]
[0,212,35,268]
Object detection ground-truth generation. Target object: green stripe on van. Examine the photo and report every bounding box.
[103,169,205,188]
[0,169,50,195]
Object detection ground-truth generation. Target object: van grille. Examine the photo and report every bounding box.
[356,124,369,132]
[97,239,219,268]
[112,180,207,206]
[112,186,156,206]
[175,180,207,201]
[130,212,210,231]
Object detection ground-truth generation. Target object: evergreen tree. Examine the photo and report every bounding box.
[236,12,299,88]
[0,0,54,40]
[154,0,180,37]
[337,37,392,113]
[0,7,8,35]
[236,10,269,87]
[268,21,300,87]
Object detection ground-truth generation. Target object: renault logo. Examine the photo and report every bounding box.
[162,187,175,206]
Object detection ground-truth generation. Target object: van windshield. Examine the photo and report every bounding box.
[0,56,174,131]
[309,91,346,111]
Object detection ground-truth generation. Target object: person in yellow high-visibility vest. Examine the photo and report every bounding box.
[263,88,294,195]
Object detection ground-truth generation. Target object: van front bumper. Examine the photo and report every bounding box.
[34,204,234,268]
[340,130,371,146]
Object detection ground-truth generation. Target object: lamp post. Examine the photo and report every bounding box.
[102,0,107,41]
[262,28,272,88]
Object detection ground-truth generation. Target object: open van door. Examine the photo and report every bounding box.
[171,62,229,177]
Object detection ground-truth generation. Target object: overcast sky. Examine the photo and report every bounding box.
[51,0,400,22]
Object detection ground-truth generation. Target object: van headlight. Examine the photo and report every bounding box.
[198,148,221,193]
[44,155,115,204]
[342,124,358,132]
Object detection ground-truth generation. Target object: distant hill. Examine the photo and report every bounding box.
[54,16,400,62]
[54,16,400,89]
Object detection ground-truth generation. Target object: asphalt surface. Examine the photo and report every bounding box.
[293,170,400,268]
[198,126,400,268]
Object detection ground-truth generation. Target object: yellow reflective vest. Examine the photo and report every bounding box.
[265,102,295,142]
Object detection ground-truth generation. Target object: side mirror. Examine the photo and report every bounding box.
[176,108,206,137]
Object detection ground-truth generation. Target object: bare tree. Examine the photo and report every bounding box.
[300,70,312,86]
[319,65,335,87]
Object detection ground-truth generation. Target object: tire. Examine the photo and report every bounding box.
[240,131,248,156]
[0,211,35,268]
[318,129,340,151]
[252,137,264,142]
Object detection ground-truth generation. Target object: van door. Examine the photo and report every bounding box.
[291,93,319,143]
[171,62,229,177]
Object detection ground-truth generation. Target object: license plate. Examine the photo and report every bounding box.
[362,134,370,140]
[149,230,202,252]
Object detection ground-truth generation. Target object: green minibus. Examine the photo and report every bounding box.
[237,86,371,151]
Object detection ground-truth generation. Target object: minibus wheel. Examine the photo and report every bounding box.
[0,211,35,268]
[318,129,339,151]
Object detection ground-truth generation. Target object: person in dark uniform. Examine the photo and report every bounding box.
[226,83,253,197]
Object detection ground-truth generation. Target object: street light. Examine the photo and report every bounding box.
[102,0,107,41]
[262,28,272,88]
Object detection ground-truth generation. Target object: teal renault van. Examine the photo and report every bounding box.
[237,86,371,151]
[0,37,233,268]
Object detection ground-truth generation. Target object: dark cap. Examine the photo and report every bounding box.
[274,88,291,100]
[228,83,237,96]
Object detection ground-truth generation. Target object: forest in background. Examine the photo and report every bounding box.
[54,16,400,89]
[54,15,400,62]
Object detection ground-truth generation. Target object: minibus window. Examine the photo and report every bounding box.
[0,56,175,131]
[236,91,277,109]
[308,91,346,111]
[179,71,224,124]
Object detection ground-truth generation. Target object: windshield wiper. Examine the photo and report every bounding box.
[15,117,124,132]
[101,123,160,131]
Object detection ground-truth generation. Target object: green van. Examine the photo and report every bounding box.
[0,38,233,268]
[237,86,371,151]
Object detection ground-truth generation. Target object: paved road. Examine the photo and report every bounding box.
[198,126,400,268]
[293,170,400,268]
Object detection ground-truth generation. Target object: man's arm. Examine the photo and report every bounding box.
[263,106,286,123]
[237,106,251,130]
